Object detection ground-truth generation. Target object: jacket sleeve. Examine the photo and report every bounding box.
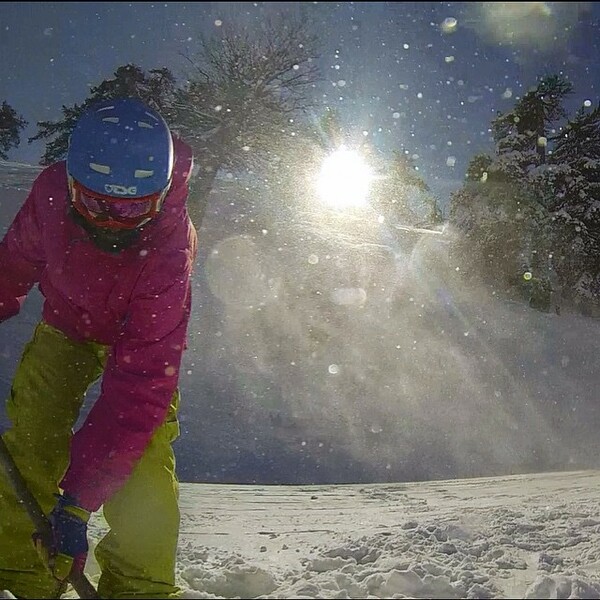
[0,179,46,322]
[60,243,196,511]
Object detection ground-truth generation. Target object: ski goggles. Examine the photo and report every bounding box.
[69,177,169,230]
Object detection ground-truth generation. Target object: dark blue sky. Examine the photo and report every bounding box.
[2,2,599,200]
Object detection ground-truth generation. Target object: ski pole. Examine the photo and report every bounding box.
[0,435,100,599]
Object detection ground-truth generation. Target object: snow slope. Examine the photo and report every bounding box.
[84,470,600,598]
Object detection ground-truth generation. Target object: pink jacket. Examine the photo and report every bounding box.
[0,138,197,511]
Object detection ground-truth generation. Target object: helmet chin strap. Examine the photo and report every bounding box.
[68,206,142,253]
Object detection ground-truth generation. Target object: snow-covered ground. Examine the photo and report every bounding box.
[1,161,600,599]
[4,470,600,598]
[71,469,600,599]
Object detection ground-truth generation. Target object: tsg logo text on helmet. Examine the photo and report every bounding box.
[105,184,138,196]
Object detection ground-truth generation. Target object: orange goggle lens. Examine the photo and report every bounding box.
[70,180,165,229]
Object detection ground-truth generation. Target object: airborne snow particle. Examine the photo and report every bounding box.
[328,364,340,375]
[441,17,458,33]
[214,19,222,27]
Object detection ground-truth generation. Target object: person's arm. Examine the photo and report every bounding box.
[0,177,46,321]
[60,245,195,512]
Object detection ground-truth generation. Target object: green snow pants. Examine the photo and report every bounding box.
[0,321,182,599]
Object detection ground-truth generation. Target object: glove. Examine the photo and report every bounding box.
[33,493,90,581]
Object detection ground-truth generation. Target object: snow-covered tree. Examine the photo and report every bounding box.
[449,179,544,295]
[492,75,572,179]
[543,104,600,311]
[449,74,584,313]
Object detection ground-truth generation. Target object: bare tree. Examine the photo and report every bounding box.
[25,16,323,231]
[170,15,322,225]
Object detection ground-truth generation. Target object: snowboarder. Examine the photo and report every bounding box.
[0,98,197,598]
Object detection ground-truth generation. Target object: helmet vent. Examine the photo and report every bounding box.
[134,169,154,178]
[68,99,173,201]
[90,162,111,174]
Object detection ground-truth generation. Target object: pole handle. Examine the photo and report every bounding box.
[0,436,100,599]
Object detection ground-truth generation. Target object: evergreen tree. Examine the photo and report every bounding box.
[0,101,27,161]
[543,104,600,311]
[550,103,600,196]
[465,153,493,183]
[449,179,543,295]
[491,75,573,175]
[29,64,179,165]
[449,74,585,313]
[372,150,442,229]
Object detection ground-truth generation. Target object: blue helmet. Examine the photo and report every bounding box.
[66,98,174,199]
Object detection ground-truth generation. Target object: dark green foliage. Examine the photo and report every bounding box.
[0,101,27,161]
[465,153,493,183]
[372,150,442,229]
[29,65,179,165]
[450,75,599,315]
[492,75,573,165]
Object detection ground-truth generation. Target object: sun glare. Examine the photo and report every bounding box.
[316,148,373,209]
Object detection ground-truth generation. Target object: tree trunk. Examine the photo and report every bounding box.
[188,157,221,230]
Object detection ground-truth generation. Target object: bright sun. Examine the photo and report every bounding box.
[316,147,373,209]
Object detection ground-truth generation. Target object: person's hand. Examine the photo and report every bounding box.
[33,493,90,581]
